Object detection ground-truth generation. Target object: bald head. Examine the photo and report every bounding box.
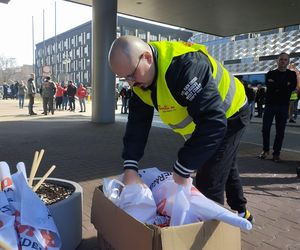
[108,35,151,76]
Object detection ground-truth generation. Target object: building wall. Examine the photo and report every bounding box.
[190,25,300,74]
[35,16,194,86]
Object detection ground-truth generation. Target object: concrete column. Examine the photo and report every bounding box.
[92,0,117,123]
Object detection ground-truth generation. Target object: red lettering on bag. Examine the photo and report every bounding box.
[1,177,13,189]
[18,225,35,237]
[40,230,57,247]
[157,199,167,215]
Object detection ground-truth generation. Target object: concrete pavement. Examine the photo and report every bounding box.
[0,98,299,250]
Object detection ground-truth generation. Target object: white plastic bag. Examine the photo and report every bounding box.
[103,178,157,224]
[139,167,252,230]
[0,161,62,249]
[0,192,19,250]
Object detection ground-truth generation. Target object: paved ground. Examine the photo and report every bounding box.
[0,98,299,250]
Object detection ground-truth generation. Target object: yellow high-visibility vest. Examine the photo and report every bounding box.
[290,91,298,101]
[133,41,246,139]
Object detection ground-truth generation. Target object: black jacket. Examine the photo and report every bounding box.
[123,47,228,177]
[265,69,297,106]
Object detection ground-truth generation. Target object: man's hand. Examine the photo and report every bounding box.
[172,171,190,186]
[123,169,143,185]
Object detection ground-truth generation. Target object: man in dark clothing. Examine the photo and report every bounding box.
[119,87,128,114]
[258,53,297,162]
[41,76,57,115]
[255,84,266,118]
[67,80,77,111]
[108,35,253,222]
[27,73,37,115]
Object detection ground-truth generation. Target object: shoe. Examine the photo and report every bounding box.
[79,110,83,112]
[239,210,254,224]
[272,155,281,162]
[258,151,269,159]
[30,112,37,116]
[289,119,296,123]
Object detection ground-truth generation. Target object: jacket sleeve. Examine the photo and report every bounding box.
[166,52,227,178]
[122,91,154,171]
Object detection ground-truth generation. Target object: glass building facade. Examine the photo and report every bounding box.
[190,25,300,76]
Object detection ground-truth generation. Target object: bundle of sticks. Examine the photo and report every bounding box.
[27,149,56,192]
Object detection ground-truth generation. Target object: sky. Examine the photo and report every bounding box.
[0,0,92,66]
[0,0,186,67]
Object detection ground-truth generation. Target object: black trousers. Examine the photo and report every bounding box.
[28,94,35,114]
[196,104,249,213]
[262,105,288,156]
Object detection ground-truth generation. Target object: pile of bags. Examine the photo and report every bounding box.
[0,161,61,250]
[103,167,252,231]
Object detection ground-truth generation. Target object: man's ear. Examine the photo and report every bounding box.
[143,51,153,64]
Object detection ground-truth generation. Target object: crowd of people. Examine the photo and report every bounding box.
[1,74,90,116]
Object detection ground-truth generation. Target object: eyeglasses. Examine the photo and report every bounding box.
[124,55,143,82]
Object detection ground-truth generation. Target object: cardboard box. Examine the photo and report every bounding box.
[91,187,241,250]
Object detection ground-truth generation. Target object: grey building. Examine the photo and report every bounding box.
[190,25,300,75]
[35,16,194,86]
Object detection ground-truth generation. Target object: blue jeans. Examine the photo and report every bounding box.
[262,105,288,156]
[62,96,68,110]
[18,95,25,108]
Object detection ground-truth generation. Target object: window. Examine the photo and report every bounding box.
[260,29,278,36]
[234,73,266,86]
[284,25,299,32]
[235,34,249,41]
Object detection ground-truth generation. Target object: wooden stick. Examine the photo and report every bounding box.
[33,165,56,192]
[28,150,39,187]
[29,149,45,187]
[0,240,12,250]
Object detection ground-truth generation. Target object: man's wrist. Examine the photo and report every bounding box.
[173,160,194,178]
[123,159,138,172]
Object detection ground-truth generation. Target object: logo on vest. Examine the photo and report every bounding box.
[181,77,202,101]
[158,105,176,113]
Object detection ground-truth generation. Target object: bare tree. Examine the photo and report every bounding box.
[0,55,17,83]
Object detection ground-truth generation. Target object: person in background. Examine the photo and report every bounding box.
[27,73,37,115]
[119,86,128,114]
[41,76,57,115]
[258,53,298,162]
[76,83,87,112]
[288,90,298,123]
[67,80,77,111]
[255,84,266,118]
[288,63,300,123]
[108,35,253,223]
[3,82,9,99]
[18,80,27,108]
[62,83,68,110]
[115,85,119,110]
[55,82,64,110]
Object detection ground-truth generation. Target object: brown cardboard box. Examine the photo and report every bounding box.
[91,187,241,250]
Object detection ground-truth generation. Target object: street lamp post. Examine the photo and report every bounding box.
[62,57,71,83]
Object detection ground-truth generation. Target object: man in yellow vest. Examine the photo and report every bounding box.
[288,90,298,123]
[108,35,253,222]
